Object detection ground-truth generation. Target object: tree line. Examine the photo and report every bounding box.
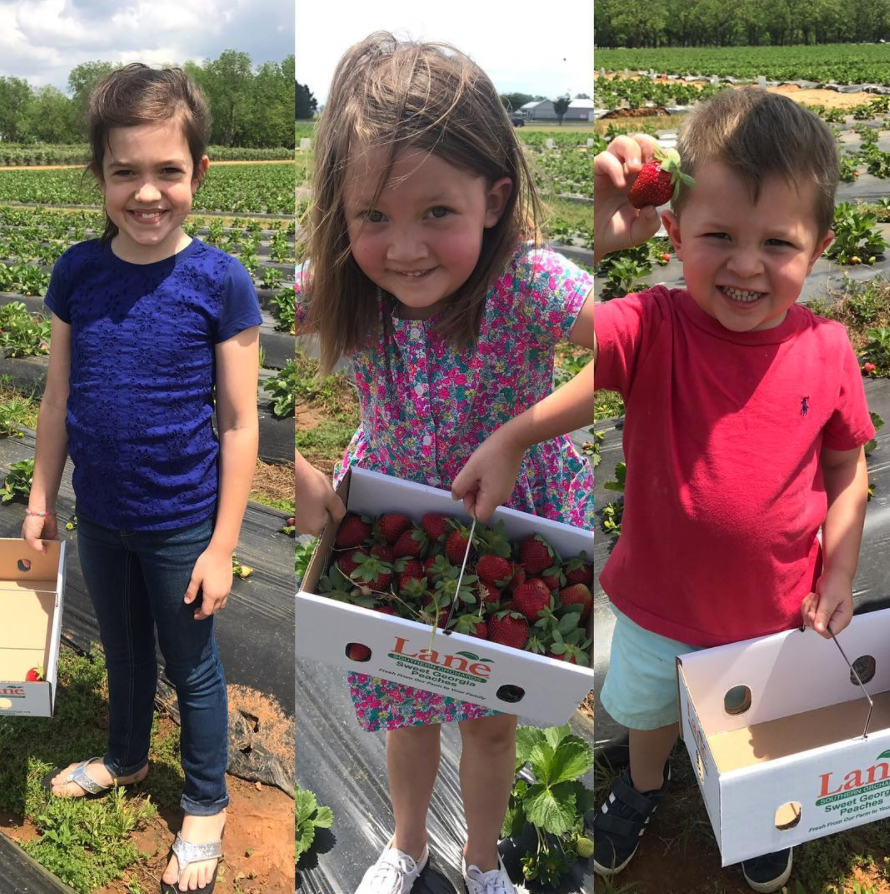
[0,51,295,148]
[595,0,890,48]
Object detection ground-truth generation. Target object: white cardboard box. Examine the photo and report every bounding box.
[296,468,593,725]
[678,608,890,866]
[0,539,66,718]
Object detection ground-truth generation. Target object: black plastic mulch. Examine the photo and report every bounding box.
[0,833,77,894]
[594,377,890,763]
[295,656,595,894]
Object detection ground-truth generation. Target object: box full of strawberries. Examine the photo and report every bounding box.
[296,468,593,724]
[0,538,66,718]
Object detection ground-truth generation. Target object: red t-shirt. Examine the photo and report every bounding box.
[595,287,875,647]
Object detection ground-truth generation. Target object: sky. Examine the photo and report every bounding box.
[0,0,294,91]
[296,0,594,104]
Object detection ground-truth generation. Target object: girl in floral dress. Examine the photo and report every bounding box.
[295,32,594,894]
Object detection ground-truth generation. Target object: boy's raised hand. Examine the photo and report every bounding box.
[594,134,663,263]
[800,568,854,638]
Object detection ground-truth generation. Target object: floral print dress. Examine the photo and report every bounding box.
[297,242,594,731]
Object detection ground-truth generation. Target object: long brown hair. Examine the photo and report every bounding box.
[88,64,210,242]
[300,32,542,376]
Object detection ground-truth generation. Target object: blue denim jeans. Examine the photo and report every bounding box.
[77,513,229,815]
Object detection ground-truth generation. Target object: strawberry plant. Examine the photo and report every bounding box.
[264,360,296,418]
[839,155,860,183]
[826,204,888,265]
[861,328,890,376]
[269,287,295,333]
[0,396,33,436]
[1,458,34,503]
[601,257,651,301]
[501,724,595,887]
[865,412,884,456]
[295,785,334,865]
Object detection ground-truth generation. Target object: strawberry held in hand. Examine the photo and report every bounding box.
[629,146,695,209]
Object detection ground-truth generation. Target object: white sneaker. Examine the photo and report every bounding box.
[354,837,429,894]
[462,854,524,894]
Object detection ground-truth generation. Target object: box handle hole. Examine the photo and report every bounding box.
[695,748,705,784]
[17,559,31,572]
[496,684,525,704]
[724,684,752,716]
[345,643,371,662]
[774,801,802,831]
[851,655,876,686]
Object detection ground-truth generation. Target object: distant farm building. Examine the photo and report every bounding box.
[519,98,595,122]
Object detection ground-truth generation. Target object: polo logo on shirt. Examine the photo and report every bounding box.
[801,396,810,417]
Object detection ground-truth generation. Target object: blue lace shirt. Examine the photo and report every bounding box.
[44,238,262,530]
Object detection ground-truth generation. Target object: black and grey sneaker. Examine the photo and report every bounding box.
[592,764,671,877]
[741,848,793,893]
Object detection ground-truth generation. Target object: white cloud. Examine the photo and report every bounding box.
[0,0,293,89]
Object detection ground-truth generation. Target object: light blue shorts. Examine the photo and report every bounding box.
[600,605,702,730]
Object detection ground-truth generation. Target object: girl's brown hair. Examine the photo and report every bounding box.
[88,64,210,242]
[300,31,542,376]
[672,88,839,238]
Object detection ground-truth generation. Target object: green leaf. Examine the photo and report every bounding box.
[523,782,577,835]
[296,820,315,858]
[313,805,334,829]
[543,724,571,752]
[529,741,556,783]
[548,741,595,785]
[294,789,318,823]
[515,726,545,768]
[501,802,526,840]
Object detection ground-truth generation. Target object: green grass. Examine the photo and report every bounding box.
[295,419,357,457]
[250,491,296,515]
[0,647,183,893]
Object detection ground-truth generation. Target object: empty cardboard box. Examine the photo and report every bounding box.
[0,539,66,718]
[678,608,890,865]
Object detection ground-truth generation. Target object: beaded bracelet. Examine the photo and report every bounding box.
[24,508,56,518]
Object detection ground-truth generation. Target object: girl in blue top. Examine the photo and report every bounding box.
[22,65,261,894]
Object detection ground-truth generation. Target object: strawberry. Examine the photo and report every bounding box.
[488,612,529,650]
[541,564,566,591]
[519,535,557,577]
[477,581,502,606]
[375,605,397,616]
[351,553,392,590]
[337,548,367,578]
[376,513,413,545]
[476,554,512,587]
[564,553,593,587]
[445,528,475,565]
[628,146,695,209]
[393,525,429,559]
[513,578,553,621]
[421,513,451,542]
[335,513,372,548]
[560,583,592,623]
[370,543,394,564]
[449,613,488,639]
[424,554,453,580]
[346,643,371,661]
[25,666,44,682]
[395,558,426,592]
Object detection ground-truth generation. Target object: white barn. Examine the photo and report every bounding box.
[519,98,594,122]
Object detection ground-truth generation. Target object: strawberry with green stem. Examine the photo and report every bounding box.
[629,145,695,209]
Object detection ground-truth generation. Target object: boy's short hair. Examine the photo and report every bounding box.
[672,88,839,238]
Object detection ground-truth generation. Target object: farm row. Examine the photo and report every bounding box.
[596,43,890,86]
[0,144,293,167]
[0,162,293,214]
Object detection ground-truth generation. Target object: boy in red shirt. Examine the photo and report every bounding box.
[593,89,875,892]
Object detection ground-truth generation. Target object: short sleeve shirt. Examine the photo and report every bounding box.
[45,238,262,530]
[595,286,875,646]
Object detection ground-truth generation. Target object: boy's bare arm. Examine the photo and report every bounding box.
[801,445,869,637]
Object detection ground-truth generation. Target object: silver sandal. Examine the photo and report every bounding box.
[41,757,144,799]
[160,831,224,893]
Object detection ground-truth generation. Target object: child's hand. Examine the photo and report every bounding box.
[295,458,346,536]
[21,512,59,553]
[800,569,854,638]
[594,134,663,263]
[451,428,525,523]
[184,544,233,621]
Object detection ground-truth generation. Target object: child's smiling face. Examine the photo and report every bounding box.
[662,160,834,332]
[343,146,511,319]
[98,118,208,263]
